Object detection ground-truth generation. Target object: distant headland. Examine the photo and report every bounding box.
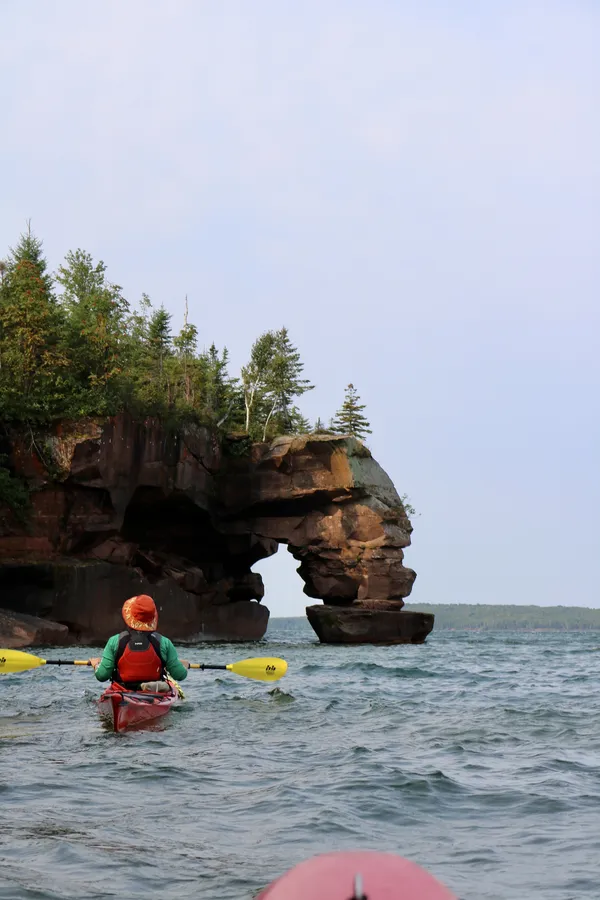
[273,605,600,631]
[404,603,600,631]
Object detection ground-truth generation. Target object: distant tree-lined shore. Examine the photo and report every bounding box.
[404,603,600,631]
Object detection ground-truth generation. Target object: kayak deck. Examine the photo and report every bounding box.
[98,682,178,733]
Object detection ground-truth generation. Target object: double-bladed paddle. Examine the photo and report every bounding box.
[0,650,288,682]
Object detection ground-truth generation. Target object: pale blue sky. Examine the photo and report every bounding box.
[1,2,598,614]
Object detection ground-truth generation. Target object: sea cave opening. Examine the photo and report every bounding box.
[253,544,308,621]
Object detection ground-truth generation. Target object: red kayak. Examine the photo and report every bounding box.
[256,851,457,900]
[98,682,178,733]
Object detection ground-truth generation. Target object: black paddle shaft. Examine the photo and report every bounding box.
[44,661,227,669]
[44,660,91,666]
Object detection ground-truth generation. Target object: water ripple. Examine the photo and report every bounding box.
[1,624,600,899]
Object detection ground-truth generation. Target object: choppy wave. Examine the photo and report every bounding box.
[1,624,600,899]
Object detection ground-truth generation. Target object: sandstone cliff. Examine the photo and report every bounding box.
[0,416,431,646]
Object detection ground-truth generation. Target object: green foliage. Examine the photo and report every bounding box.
[241,328,313,440]
[7,220,54,296]
[221,433,253,458]
[290,411,311,434]
[202,345,241,427]
[0,228,69,421]
[0,456,29,522]
[241,330,278,434]
[400,493,417,517]
[312,417,329,434]
[331,383,372,441]
[148,305,173,369]
[1,228,408,490]
[260,328,314,440]
[404,603,600,631]
[55,248,130,414]
[0,222,250,431]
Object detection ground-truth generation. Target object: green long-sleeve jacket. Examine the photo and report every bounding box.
[93,633,189,682]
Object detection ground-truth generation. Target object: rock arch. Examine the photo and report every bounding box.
[0,418,432,646]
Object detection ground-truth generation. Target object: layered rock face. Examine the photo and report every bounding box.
[0,417,431,646]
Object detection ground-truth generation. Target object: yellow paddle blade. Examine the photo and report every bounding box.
[226,657,288,682]
[0,649,46,674]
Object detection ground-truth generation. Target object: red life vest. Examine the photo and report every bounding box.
[114,630,164,686]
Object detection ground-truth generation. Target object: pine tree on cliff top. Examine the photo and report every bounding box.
[56,248,130,406]
[261,327,314,440]
[172,297,198,405]
[286,408,311,434]
[331,383,372,440]
[241,328,314,439]
[0,224,68,419]
[313,417,334,434]
[7,220,54,296]
[241,330,277,434]
[201,344,239,427]
[149,305,174,374]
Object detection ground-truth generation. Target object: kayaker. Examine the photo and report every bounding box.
[89,594,190,688]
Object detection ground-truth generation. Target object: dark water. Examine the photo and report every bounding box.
[2,619,600,900]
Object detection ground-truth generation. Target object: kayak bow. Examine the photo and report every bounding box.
[256,851,457,899]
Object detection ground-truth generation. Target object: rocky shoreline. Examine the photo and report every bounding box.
[0,417,432,647]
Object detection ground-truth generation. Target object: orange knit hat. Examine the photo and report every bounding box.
[122,595,158,632]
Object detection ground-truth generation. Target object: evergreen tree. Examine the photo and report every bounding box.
[0,225,67,418]
[289,409,311,433]
[313,417,329,434]
[172,299,197,405]
[172,323,196,362]
[126,293,152,369]
[0,262,7,377]
[202,344,239,426]
[7,221,54,296]
[0,260,67,417]
[331,383,372,440]
[56,249,129,408]
[172,320,197,357]
[123,293,155,411]
[241,330,277,435]
[140,304,174,408]
[0,229,337,443]
[148,306,173,374]
[56,248,108,301]
[261,327,313,440]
